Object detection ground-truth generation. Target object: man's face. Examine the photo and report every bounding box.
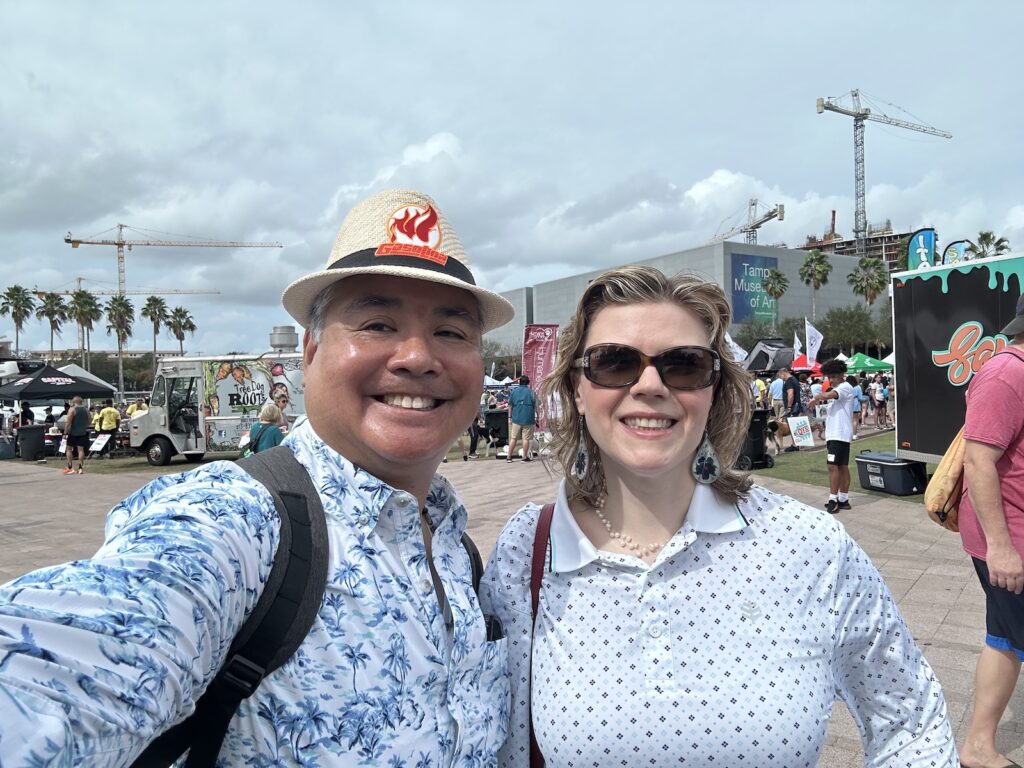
[302,275,483,491]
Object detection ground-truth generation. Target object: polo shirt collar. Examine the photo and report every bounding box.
[548,479,751,573]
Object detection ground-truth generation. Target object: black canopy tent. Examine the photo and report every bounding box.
[0,364,115,400]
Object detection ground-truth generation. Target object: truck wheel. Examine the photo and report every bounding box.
[735,455,753,471]
[184,453,205,463]
[146,437,174,466]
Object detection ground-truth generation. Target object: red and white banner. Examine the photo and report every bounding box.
[522,324,559,430]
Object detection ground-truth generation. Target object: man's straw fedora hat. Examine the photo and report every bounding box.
[283,189,515,333]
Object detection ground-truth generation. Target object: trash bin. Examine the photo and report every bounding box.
[854,450,927,495]
[736,408,773,470]
[0,435,15,460]
[18,424,46,461]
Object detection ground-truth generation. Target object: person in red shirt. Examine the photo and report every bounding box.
[957,295,1024,768]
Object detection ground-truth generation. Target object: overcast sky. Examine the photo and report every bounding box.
[2,1,1021,357]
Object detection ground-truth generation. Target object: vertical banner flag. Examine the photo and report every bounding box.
[805,319,824,364]
[941,240,970,265]
[907,228,937,270]
[724,332,748,363]
[522,324,559,430]
[793,332,803,357]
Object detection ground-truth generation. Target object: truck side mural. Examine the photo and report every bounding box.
[893,254,1023,463]
[203,357,305,451]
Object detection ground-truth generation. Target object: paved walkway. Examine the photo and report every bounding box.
[0,455,1021,764]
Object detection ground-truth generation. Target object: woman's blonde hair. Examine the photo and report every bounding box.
[259,403,282,423]
[542,265,752,506]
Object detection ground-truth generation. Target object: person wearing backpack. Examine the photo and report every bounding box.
[957,295,1024,768]
[0,189,514,766]
[243,403,285,456]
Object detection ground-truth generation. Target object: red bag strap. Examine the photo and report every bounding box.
[529,503,555,768]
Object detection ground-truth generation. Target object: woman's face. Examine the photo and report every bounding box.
[574,301,716,485]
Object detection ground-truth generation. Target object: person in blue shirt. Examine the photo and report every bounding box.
[0,189,515,766]
[506,375,538,462]
[246,402,286,453]
[768,372,785,416]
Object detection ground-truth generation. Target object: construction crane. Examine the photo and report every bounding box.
[33,277,220,362]
[64,223,283,295]
[816,89,951,259]
[708,199,785,245]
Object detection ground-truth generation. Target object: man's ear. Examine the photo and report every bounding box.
[303,329,318,368]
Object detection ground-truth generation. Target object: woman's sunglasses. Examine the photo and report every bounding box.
[574,344,720,390]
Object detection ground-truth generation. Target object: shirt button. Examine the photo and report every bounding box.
[357,514,369,526]
[648,624,663,638]
[420,578,433,592]
[396,495,412,507]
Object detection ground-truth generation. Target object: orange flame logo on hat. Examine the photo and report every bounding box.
[387,204,442,249]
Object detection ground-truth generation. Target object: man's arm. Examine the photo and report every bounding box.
[964,438,1023,594]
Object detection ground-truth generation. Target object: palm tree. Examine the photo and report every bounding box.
[67,289,103,369]
[798,249,833,322]
[167,306,197,355]
[846,257,889,307]
[140,296,169,376]
[0,285,38,356]
[965,230,1011,260]
[762,269,789,331]
[35,292,68,363]
[105,295,135,398]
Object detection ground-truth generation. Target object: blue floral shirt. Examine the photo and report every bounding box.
[0,418,510,766]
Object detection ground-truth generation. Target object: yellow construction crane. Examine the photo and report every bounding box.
[708,199,785,245]
[65,223,283,295]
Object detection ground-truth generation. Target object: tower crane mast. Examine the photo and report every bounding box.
[816,89,951,259]
[64,223,283,295]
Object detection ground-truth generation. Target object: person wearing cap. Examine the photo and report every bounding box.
[0,189,514,765]
[957,295,1024,768]
[505,375,537,462]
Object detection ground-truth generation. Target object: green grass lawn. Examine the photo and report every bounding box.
[752,431,933,501]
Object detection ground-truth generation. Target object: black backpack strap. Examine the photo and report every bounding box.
[461,532,483,594]
[131,446,328,767]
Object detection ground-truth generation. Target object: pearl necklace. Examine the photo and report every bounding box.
[592,493,665,558]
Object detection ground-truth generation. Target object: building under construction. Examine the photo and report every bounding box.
[800,210,910,270]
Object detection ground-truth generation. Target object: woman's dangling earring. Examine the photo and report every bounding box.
[691,431,721,484]
[572,416,589,480]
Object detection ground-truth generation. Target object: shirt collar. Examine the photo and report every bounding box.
[549,480,751,573]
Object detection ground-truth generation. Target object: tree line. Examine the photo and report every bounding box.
[0,286,198,396]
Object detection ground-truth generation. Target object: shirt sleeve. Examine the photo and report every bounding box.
[964,373,1024,451]
[829,530,957,766]
[0,462,281,766]
[479,506,539,768]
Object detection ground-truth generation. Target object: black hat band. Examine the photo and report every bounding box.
[327,246,477,286]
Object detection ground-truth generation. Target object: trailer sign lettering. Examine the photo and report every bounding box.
[931,321,1009,386]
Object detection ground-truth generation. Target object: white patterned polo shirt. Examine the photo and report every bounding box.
[480,480,956,767]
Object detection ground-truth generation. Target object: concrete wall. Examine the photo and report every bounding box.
[485,241,871,347]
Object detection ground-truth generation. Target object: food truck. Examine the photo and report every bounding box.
[892,253,1024,463]
[130,353,304,465]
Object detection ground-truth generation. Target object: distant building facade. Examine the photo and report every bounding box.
[486,240,868,349]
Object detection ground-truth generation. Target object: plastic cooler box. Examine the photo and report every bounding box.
[854,450,927,496]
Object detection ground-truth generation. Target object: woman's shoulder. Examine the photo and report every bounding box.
[492,503,545,560]
[741,484,847,543]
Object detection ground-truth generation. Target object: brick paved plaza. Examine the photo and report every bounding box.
[0,456,1021,764]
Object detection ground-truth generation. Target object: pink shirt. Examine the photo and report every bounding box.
[959,346,1024,559]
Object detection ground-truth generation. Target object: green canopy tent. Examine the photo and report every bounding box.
[845,352,893,374]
